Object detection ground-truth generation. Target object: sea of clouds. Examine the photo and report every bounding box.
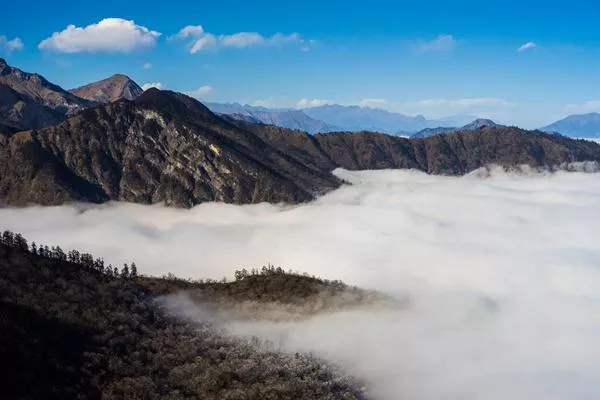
[2,167,600,400]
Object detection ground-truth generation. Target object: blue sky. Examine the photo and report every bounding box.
[1,0,600,128]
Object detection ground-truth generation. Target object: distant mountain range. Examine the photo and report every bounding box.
[411,119,501,138]
[541,113,600,138]
[206,102,342,134]
[206,102,477,135]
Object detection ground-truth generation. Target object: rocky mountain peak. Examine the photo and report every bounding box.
[70,74,143,103]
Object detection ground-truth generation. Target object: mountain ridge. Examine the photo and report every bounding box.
[1,91,599,207]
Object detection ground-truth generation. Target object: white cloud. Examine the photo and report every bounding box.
[565,100,600,114]
[174,25,205,39]
[190,35,217,53]
[141,82,164,91]
[0,36,24,53]
[38,18,160,53]
[220,32,265,47]
[517,41,537,52]
[172,25,302,54]
[142,62,152,69]
[413,34,457,53]
[296,98,333,108]
[2,168,600,400]
[185,85,212,98]
[359,98,389,108]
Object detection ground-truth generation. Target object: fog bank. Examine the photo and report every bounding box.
[2,167,600,399]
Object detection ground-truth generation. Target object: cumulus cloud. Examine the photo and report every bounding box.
[141,82,164,91]
[0,35,24,53]
[517,41,537,52]
[38,18,160,53]
[185,85,212,98]
[412,34,457,53]
[171,24,302,54]
[142,62,152,69]
[2,168,600,400]
[296,98,332,108]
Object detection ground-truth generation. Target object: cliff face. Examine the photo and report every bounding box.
[1,89,599,208]
[0,89,341,207]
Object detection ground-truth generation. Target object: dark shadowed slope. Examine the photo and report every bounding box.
[70,74,143,103]
[0,89,341,206]
[0,83,65,131]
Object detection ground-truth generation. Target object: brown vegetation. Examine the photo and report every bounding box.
[0,229,369,400]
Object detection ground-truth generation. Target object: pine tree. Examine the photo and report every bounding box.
[121,264,130,278]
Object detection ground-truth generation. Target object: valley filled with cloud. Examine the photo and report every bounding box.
[2,168,599,399]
